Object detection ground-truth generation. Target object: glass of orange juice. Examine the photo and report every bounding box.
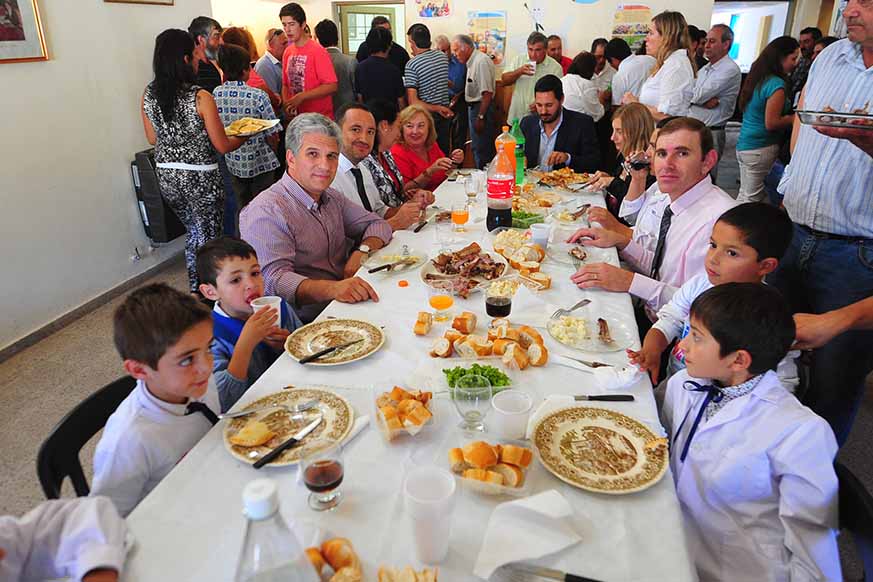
[451,203,469,233]
[427,281,455,322]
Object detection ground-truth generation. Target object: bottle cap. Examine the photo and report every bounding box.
[502,126,509,131]
[242,478,279,520]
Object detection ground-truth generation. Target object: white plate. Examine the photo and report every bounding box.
[362,247,427,274]
[546,242,618,268]
[547,314,635,353]
[224,117,280,137]
[419,251,508,294]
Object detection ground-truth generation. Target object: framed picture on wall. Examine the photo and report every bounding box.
[104,0,174,4]
[0,0,47,64]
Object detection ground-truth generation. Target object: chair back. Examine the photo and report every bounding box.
[836,461,873,581]
[36,376,136,499]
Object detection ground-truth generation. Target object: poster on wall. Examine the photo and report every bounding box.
[0,0,47,63]
[415,0,450,18]
[611,4,651,51]
[467,10,506,66]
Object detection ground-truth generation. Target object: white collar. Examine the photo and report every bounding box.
[339,153,359,173]
[137,379,190,417]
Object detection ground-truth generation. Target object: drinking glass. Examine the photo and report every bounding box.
[451,203,469,233]
[427,281,455,322]
[485,286,512,318]
[301,440,344,511]
[464,175,479,205]
[452,375,493,432]
[434,218,454,250]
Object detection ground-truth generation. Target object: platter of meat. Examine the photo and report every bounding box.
[420,242,508,298]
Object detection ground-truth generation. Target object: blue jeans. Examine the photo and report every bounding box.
[468,103,496,169]
[767,223,873,446]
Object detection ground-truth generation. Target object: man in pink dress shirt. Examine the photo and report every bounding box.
[569,117,737,319]
[240,113,392,323]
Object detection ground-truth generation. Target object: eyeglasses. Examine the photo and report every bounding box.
[270,29,284,39]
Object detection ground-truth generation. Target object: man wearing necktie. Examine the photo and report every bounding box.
[568,117,737,322]
[330,103,431,231]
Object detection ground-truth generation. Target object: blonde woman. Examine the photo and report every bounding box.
[623,11,696,119]
[390,103,464,190]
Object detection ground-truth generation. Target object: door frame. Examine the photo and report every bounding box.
[333,1,405,55]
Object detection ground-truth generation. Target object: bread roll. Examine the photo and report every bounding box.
[462,440,498,469]
[443,329,465,346]
[403,403,432,428]
[305,547,325,575]
[491,338,517,356]
[519,261,540,273]
[490,317,511,329]
[413,321,430,336]
[331,567,363,582]
[390,386,413,402]
[380,405,398,421]
[453,338,478,359]
[497,327,521,342]
[462,468,504,485]
[416,311,433,325]
[528,243,546,262]
[502,342,530,370]
[448,447,469,473]
[518,326,545,349]
[529,272,551,289]
[322,538,360,572]
[452,312,477,334]
[492,463,525,487]
[429,337,453,358]
[527,342,549,366]
[500,444,533,468]
[465,335,493,356]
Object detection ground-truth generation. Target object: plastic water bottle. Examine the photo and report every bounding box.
[509,118,526,186]
[486,147,515,232]
[494,125,517,178]
[234,479,320,582]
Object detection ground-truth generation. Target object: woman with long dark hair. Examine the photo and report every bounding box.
[562,52,605,122]
[736,36,799,203]
[141,29,246,291]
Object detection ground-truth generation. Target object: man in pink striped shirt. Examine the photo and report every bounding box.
[240,113,392,323]
[569,118,737,319]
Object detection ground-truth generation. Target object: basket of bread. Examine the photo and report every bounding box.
[306,538,438,581]
[448,440,533,496]
[373,386,434,442]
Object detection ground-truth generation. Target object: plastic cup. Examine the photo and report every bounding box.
[491,390,533,440]
[404,466,456,563]
[250,296,281,314]
[529,223,551,249]
[527,60,537,74]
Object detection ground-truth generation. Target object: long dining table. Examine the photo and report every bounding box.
[123,175,696,582]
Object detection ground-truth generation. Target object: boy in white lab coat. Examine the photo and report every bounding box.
[91,284,220,517]
[661,283,841,582]
[0,496,126,581]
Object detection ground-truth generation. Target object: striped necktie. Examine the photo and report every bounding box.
[650,205,673,280]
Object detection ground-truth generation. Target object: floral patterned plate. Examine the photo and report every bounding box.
[285,319,385,366]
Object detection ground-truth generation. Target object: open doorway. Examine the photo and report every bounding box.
[334,3,406,55]
[711,1,790,72]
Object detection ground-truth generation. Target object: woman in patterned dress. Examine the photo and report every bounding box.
[141,29,247,291]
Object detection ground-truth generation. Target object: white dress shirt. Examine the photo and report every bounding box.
[0,497,128,582]
[591,62,616,93]
[662,369,842,582]
[689,56,742,127]
[611,54,656,106]
[562,74,605,122]
[639,50,695,116]
[331,153,388,217]
[90,378,220,517]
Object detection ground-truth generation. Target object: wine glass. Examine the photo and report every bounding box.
[301,439,344,511]
[427,280,455,323]
[452,375,493,432]
[451,203,469,233]
[485,285,512,319]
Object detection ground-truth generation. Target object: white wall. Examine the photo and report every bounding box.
[0,0,213,351]
[212,0,715,65]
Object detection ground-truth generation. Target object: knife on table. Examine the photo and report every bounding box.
[253,415,323,469]
[509,564,605,582]
[413,219,429,233]
[298,339,363,364]
[574,394,635,402]
[560,355,612,368]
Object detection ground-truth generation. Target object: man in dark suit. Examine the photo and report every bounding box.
[520,75,601,173]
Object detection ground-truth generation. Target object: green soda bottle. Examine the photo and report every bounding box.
[509,118,526,186]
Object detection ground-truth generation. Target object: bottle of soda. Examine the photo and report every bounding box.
[494,125,517,178]
[234,479,320,582]
[509,118,526,186]
[486,148,514,232]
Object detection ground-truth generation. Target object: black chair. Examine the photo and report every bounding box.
[836,461,873,581]
[36,376,136,499]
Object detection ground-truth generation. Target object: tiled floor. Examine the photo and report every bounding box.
[1,138,869,575]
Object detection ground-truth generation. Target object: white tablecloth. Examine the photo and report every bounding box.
[124,180,696,582]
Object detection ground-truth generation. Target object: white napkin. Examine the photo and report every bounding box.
[552,356,644,390]
[525,395,574,440]
[473,489,582,579]
[510,286,559,328]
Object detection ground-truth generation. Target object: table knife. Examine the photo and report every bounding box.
[413,219,429,233]
[368,261,399,273]
[561,355,612,368]
[509,563,604,582]
[574,394,635,402]
[253,415,323,469]
[298,339,363,364]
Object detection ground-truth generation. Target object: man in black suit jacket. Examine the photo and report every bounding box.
[520,75,601,173]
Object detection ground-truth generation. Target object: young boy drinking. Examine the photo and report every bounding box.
[91,284,219,517]
[662,283,841,581]
[629,202,798,388]
[196,236,302,412]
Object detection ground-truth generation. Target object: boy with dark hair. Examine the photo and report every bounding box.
[91,284,219,517]
[196,237,302,412]
[662,283,840,581]
[630,202,798,387]
[279,2,338,119]
[214,44,281,212]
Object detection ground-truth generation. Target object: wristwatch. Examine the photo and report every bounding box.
[356,244,372,256]
[477,113,485,120]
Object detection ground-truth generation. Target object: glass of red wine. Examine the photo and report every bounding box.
[301,439,344,511]
[485,286,512,318]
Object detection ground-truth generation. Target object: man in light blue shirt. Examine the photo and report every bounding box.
[768,3,873,446]
[254,28,288,96]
